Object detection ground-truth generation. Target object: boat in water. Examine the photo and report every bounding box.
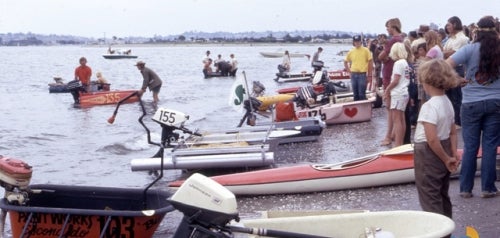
[102,48,138,59]
[259,51,309,58]
[77,89,139,107]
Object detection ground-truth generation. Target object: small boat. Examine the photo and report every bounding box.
[0,156,175,238]
[168,173,456,238]
[168,144,416,195]
[169,145,496,196]
[294,92,375,125]
[102,48,138,59]
[78,90,139,107]
[238,210,455,238]
[47,77,71,93]
[260,52,309,58]
[274,71,313,83]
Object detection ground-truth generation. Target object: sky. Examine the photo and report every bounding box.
[0,0,498,38]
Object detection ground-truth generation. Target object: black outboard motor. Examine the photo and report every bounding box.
[294,85,317,108]
[311,60,324,74]
[67,79,84,104]
[237,97,263,127]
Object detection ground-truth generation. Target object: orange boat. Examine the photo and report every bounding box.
[78,90,139,107]
[169,145,498,196]
[0,155,174,238]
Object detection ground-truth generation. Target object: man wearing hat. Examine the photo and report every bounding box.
[135,61,163,104]
[343,35,373,101]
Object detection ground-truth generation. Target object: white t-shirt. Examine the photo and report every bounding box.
[443,31,469,52]
[414,95,454,143]
[390,59,410,96]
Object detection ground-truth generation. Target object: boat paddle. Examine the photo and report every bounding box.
[107,91,140,124]
[228,225,330,238]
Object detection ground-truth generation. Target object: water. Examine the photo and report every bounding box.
[0,44,357,236]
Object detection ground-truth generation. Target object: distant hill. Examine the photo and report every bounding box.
[0,30,370,46]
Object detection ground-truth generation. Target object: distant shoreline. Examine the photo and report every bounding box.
[84,42,351,48]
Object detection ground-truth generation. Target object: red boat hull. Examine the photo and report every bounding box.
[79,90,139,107]
[168,146,497,195]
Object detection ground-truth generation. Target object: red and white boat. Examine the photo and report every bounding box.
[168,145,496,195]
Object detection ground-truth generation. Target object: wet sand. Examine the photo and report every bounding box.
[234,107,500,238]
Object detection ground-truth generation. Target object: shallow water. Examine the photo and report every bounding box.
[0,44,362,237]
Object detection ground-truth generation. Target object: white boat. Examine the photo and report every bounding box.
[168,173,456,238]
[237,210,455,238]
[260,52,309,58]
[102,48,138,59]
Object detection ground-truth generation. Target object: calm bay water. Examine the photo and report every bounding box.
[0,44,357,236]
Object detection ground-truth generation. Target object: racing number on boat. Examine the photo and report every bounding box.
[158,109,177,124]
[306,109,326,121]
[98,216,135,238]
[105,93,121,103]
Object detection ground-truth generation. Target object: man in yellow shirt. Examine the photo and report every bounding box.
[344,35,373,100]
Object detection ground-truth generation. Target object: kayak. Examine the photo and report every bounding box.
[169,145,495,195]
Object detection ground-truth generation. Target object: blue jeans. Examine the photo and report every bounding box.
[459,99,500,193]
[350,73,367,101]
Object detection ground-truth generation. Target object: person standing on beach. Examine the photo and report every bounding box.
[135,61,163,104]
[344,35,373,101]
[413,59,460,221]
[446,15,500,199]
[383,42,409,147]
[443,16,469,128]
[379,18,404,146]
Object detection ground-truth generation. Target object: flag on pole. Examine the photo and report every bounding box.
[228,72,249,112]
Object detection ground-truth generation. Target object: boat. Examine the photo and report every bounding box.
[275,69,352,94]
[259,52,309,58]
[169,145,496,196]
[293,92,376,125]
[102,48,138,59]
[109,102,301,171]
[168,144,415,195]
[0,156,175,238]
[168,173,456,238]
[274,71,313,83]
[238,210,455,238]
[77,89,139,107]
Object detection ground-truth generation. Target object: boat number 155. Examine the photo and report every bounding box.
[157,110,177,125]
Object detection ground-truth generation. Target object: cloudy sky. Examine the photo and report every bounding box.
[0,0,498,38]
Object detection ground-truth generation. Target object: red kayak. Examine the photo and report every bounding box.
[169,145,497,195]
[79,90,139,107]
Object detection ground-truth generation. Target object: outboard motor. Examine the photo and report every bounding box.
[237,97,263,127]
[151,108,201,149]
[252,81,266,97]
[0,156,32,205]
[170,173,240,238]
[311,60,324,74]
[294,85,317,108]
